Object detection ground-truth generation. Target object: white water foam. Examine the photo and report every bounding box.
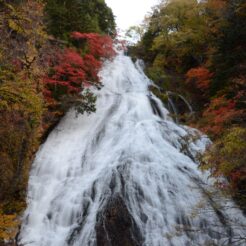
[19,54,245,246]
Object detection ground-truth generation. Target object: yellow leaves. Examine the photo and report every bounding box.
[152,34,168,51]
[0,76,43,115]
[0,74,45,137]
[201,127,246,180]
[0,213,18,241]
[0,2,50,242]
[0,100,8,110]
[1,0,48,74]
[148,0,210,74]
[153,54,167,68]
[8,19,25,34]
[4,1,30,35]
[0,208,19,242]
[0,201,26,242]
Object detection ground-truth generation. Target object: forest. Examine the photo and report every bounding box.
[129,0,246,210]
[0,0,116,242]
[0,0,245,244]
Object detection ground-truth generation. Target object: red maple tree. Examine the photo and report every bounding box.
[186,67,213,92]
[201,96,243,135]
[43,32,115,104]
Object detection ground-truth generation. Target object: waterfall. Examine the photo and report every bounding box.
[19,54,245,246]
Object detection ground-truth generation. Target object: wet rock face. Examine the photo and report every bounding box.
[96,196,142,246]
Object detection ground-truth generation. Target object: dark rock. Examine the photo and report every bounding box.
[96,195,143,246]
[0,243,16,246]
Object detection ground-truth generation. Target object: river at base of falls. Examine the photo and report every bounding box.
[19,54,245,246]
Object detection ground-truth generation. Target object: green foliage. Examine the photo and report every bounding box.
[130,0,246,207]
[201,127,246,208]
[74,89,97,116]
[0,200,25,243]
[0,0,116,242]
[130,0,215,117]
[135,0,209,73]
[0,71,43,123]
[44,0,116,40]
[131,0,245,125]
[0,1,46,213]
[0,67,43,202]
[209,0,246,95]
[202,127,246,176]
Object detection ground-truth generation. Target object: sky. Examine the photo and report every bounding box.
[105,0,159,31]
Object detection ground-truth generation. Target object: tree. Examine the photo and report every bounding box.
[186,67,213,92]
[44,0,116,40]
[201,127,246,209]
[0,0,46,205]
[208,0,246,96]
[200,96,243,136]
[44,32,115,113]
[130,0,246,209]
[0,0,116,243]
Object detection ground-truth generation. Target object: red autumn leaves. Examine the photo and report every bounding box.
[44,32,115,104]
[185,67,244,136]
[186,67,213,92]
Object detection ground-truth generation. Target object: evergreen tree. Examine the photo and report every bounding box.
[44,0,116,40]
[209,0,246,96]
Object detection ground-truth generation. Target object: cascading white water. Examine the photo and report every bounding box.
[19,54,245,246]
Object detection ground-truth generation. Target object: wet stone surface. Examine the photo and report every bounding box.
[96,195,143,246]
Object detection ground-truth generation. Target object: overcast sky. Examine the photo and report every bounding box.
[105,0,158,31]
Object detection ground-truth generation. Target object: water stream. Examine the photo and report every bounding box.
[19,54,245,246]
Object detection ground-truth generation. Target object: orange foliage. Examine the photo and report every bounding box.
[207,0,227,11]
[201,96,243,136]
[186,67,213,92]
